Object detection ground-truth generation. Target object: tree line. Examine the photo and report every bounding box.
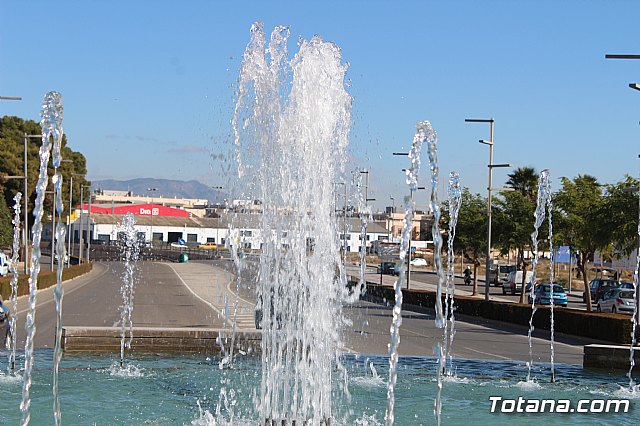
[0,115,90,246]
[442,166,639,312]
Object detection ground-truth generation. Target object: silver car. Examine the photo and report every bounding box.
[596,288,635,314]
[0,299,9,348]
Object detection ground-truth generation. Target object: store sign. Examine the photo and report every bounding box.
[139,207,161,216]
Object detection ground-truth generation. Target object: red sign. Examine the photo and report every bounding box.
[79,203,189,217]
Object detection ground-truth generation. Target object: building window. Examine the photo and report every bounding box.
[340,234,351,240]
[207,237,215,243]
[187,233,198,242]
[153,232,163,241]
[242,230,253,237]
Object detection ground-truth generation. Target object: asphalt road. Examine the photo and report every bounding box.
[359,265,592,311]
[9,259,597,365]
[13,261,225,349]
[343,298,595,365]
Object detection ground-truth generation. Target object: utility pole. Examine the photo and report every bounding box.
[22,134,42,273]
[465,118,511,301]
[395,151,426,291]
[68,173,85,263]
[87,186,92,263]
[148,188,158,245]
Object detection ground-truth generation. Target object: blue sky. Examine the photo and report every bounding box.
[1,0,639,210]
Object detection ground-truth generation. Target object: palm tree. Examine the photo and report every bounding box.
[506,166,538,201]
[504,166,538,303]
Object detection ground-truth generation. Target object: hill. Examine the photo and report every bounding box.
[92,178,225,203]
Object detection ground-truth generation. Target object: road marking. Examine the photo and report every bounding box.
[165,263,233,327]
[16,264,109,316]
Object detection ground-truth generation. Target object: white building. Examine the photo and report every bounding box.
[73,212,388,252]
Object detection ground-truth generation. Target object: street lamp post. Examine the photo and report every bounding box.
[389,197,395,241]
[605,53,640,320]
[358,170,375,256]
[22,134,42,273]
[465,118,511,300]
[148,188,157,246]
[68,173,85,263]
[79,185,92,263]
[52,160,74,269]
[86,186,92,263]
[211,186,224,248]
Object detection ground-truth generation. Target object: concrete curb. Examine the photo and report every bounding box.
[583,344,640,371]
[62,326,262,354]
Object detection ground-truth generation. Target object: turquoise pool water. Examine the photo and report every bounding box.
[0,350,637,425]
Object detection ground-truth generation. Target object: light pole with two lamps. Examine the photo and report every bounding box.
[465,118,511,300]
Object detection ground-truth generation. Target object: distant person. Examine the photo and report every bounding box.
[0,295,10,348]
[464,266,472,285]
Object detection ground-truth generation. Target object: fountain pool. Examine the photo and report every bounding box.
[0,351,635,425]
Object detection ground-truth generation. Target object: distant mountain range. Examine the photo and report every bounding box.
[92,178,226,203]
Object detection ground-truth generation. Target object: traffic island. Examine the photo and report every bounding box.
[62,326,261,354]
[584,344,640,371]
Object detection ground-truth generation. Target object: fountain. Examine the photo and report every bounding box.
[232,22,351,424]
[50,96,67,426]
[385,121,431,425]
[117,212,140,368]
[7,192,22,372]
[443,172,462,376]
[20,91,63,426]
[3,23,639,426]
[354,169,372,297]
[526,169,554,384]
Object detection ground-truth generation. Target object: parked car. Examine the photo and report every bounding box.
[410,258,427,267]
[199,242,218,250]
[377,261,399,276]
[597,288,635,314]
[502,270,533,295]
[528,284,568,307]
[584,278,620,303]
[1,297,9,347]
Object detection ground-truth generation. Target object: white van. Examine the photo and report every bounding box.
[0,251,10,277]
[502,270,534,295]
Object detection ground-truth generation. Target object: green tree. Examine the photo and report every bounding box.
[497,166,540,303]
[553,175,608,311]
[601,175,639,256]
[449,188,486,296]
[493,190,536,303]
[0,195,12,246]
[0,115,90,238]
